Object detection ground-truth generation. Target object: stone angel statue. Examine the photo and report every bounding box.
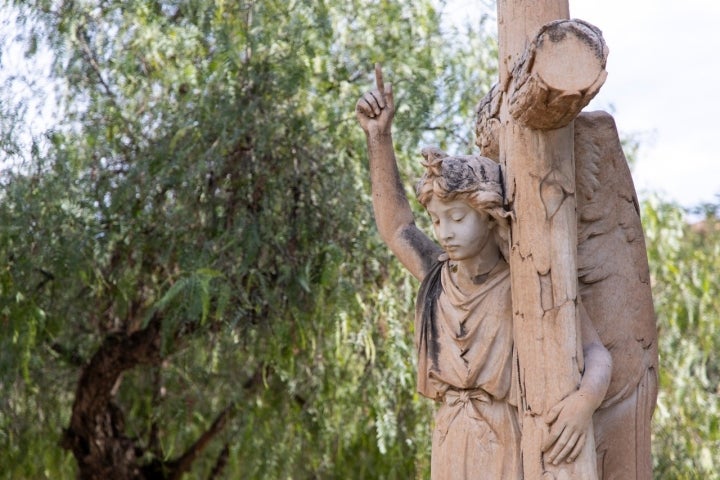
[355,65,620,479]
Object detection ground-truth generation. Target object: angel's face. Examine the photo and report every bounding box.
[426,196,495,263]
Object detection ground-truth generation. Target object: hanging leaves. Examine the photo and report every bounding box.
[1,0,498,477]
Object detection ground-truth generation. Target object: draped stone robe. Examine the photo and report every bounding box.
[415,260,522,480]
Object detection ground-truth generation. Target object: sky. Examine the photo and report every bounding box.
[573,0,720,208]
[445,0,720,209]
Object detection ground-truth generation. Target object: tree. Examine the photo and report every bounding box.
[643,197,720,478]
[0,0,497,477]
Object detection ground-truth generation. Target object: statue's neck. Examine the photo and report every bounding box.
[450,248,502,293]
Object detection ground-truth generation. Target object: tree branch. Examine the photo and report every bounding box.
[74,19,150,149]
[75,24,115,100]
[208,443,231,480]
[167,403,237,480]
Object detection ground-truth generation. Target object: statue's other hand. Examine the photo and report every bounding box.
[355,63,394,137]
[542,392,594,465]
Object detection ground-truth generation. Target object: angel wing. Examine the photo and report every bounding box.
[574,110,658,409]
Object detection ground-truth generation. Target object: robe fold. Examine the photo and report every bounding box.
[415,260,521,479]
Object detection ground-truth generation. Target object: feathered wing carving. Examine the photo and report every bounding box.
[574,111,658,408]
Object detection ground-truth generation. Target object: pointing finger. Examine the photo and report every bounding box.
[375,63,385,101]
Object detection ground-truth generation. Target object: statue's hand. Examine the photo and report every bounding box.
[355,63,394,137]
[542,391,595,465]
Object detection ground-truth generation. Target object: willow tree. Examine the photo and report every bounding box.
[643,198,720,478]
[0,0,498,478]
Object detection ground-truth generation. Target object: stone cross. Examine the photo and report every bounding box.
[491,1,608,478]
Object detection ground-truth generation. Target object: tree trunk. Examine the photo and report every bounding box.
[62,317,164,479]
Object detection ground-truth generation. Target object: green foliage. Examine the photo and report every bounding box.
[643,196,720,478]
[1,0,496,477]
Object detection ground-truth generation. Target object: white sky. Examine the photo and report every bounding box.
[445,0,720,208]
[573,0,720,208]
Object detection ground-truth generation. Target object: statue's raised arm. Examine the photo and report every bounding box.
[355,64,441,281]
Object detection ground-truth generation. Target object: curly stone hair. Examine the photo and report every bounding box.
[416,146,511,260]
